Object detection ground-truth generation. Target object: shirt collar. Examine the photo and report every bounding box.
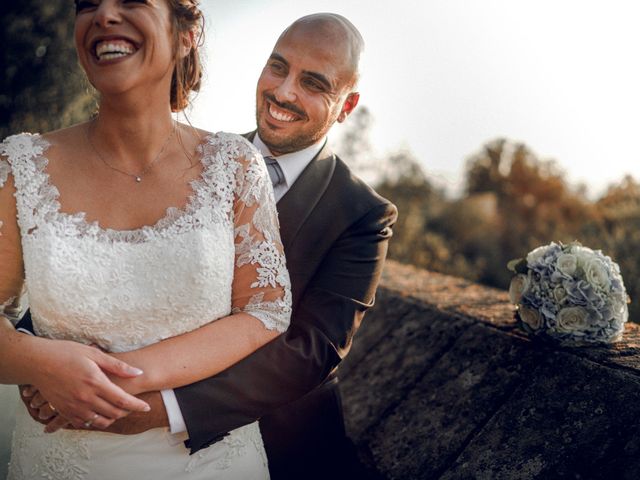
[253,133,327,188]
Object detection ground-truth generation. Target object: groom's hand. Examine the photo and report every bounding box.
[19,385,53,425]
[99,391,168,435]
[20,386,167,435]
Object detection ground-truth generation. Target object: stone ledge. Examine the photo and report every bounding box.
[340,260,640,479]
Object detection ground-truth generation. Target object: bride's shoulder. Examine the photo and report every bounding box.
[204,130,256,152]
[1,132,49,177]
[198,130,261,167]
[2,124,84,158]
[40,123,86,146]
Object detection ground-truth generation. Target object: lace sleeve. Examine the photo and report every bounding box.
[0,158,9,190]
[0,140,11,235]
[0,157,8,236]
[230,138,291,332]
[0,137,26,323]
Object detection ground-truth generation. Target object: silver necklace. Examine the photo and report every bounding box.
[86,120,177,183]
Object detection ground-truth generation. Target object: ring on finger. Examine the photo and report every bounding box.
[83,413,99,428]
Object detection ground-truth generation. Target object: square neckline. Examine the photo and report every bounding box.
[6,131,246,243]
[38,131,218,235]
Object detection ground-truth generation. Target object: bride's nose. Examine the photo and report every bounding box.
[93,1,123,28]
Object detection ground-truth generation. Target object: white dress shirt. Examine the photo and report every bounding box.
[161,133,327,435]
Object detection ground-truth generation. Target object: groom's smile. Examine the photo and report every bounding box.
[268,102,301,123]
[263,93,307,125]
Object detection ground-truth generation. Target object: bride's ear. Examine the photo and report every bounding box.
[177,29,196,59]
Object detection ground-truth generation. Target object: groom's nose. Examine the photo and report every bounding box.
[273,74,298,105]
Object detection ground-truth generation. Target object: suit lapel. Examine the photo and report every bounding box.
[242,131,336,251]
[277,144,335,251]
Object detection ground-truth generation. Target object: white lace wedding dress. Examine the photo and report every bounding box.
[0,131,291,480]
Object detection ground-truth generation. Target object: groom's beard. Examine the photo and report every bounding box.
[256,93,332,156]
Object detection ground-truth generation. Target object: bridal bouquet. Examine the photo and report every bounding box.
[508,242,629,345]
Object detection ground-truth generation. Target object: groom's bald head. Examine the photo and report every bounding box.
[256,13,365,155]
[277,13,365,88]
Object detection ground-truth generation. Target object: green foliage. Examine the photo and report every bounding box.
[1,1,95,139]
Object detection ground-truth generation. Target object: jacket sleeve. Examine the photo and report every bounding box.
[175,200,397,453]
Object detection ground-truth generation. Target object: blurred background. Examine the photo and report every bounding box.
[2,0,640,477]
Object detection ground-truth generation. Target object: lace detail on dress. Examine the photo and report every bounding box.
[183,422,268,475]
[0,156,9,188]
[228,139,291,333]
[8,410,91,480]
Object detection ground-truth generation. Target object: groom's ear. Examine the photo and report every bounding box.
[337,92,360,123]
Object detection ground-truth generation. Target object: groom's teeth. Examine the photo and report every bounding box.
[269,104,297,122]
[95,40,136,61]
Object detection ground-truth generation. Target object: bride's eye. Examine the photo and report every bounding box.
[75,0,99,13]
[123,0,149,4]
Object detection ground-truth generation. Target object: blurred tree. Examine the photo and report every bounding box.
[376,150,452,271]
[583,175,640,321]
[462,138,597,286]
[333,106,385,185]
[1,1,95,139]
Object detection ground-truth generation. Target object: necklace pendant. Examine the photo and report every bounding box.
[135,176,142,183]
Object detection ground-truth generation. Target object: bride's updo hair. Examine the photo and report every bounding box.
[167,0,204,112]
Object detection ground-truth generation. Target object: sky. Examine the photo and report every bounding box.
[188,0,640,197]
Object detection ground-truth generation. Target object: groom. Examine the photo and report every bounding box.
[21,13,396,479]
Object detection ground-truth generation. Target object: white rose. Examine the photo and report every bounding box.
[571,245,595,269]
[519,306,543,331]
[584,258,611,291]
[509,274,529,304]
[556,307,590,333]
[570,245,595,256]
[526,245,552,265]
[556,253,577,276]
[553,285,567,303]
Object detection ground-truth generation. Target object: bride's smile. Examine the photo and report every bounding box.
[74,0,177,96]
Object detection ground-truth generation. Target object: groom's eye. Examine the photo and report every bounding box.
[302,77,324,92]
[269,62,287,76]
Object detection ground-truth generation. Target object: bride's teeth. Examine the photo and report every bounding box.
[269,104,297,122]
[95,41,136,61]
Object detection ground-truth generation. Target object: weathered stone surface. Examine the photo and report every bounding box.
[341,261,640,479]
[364,324,543,480]
[381,261,518,331]
[340,289,417,378]
[441,353,640,480]
[570,322,640,373]
[341,304,473,439]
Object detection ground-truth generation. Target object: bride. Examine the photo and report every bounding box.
[0,0,290,478]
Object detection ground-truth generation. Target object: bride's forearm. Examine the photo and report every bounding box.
[113,313,280,394]
[0,317,49,385]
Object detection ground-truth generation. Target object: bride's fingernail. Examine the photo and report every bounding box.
[130,367,144,376]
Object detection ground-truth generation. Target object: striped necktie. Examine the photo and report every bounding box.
[264,156,285,187]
